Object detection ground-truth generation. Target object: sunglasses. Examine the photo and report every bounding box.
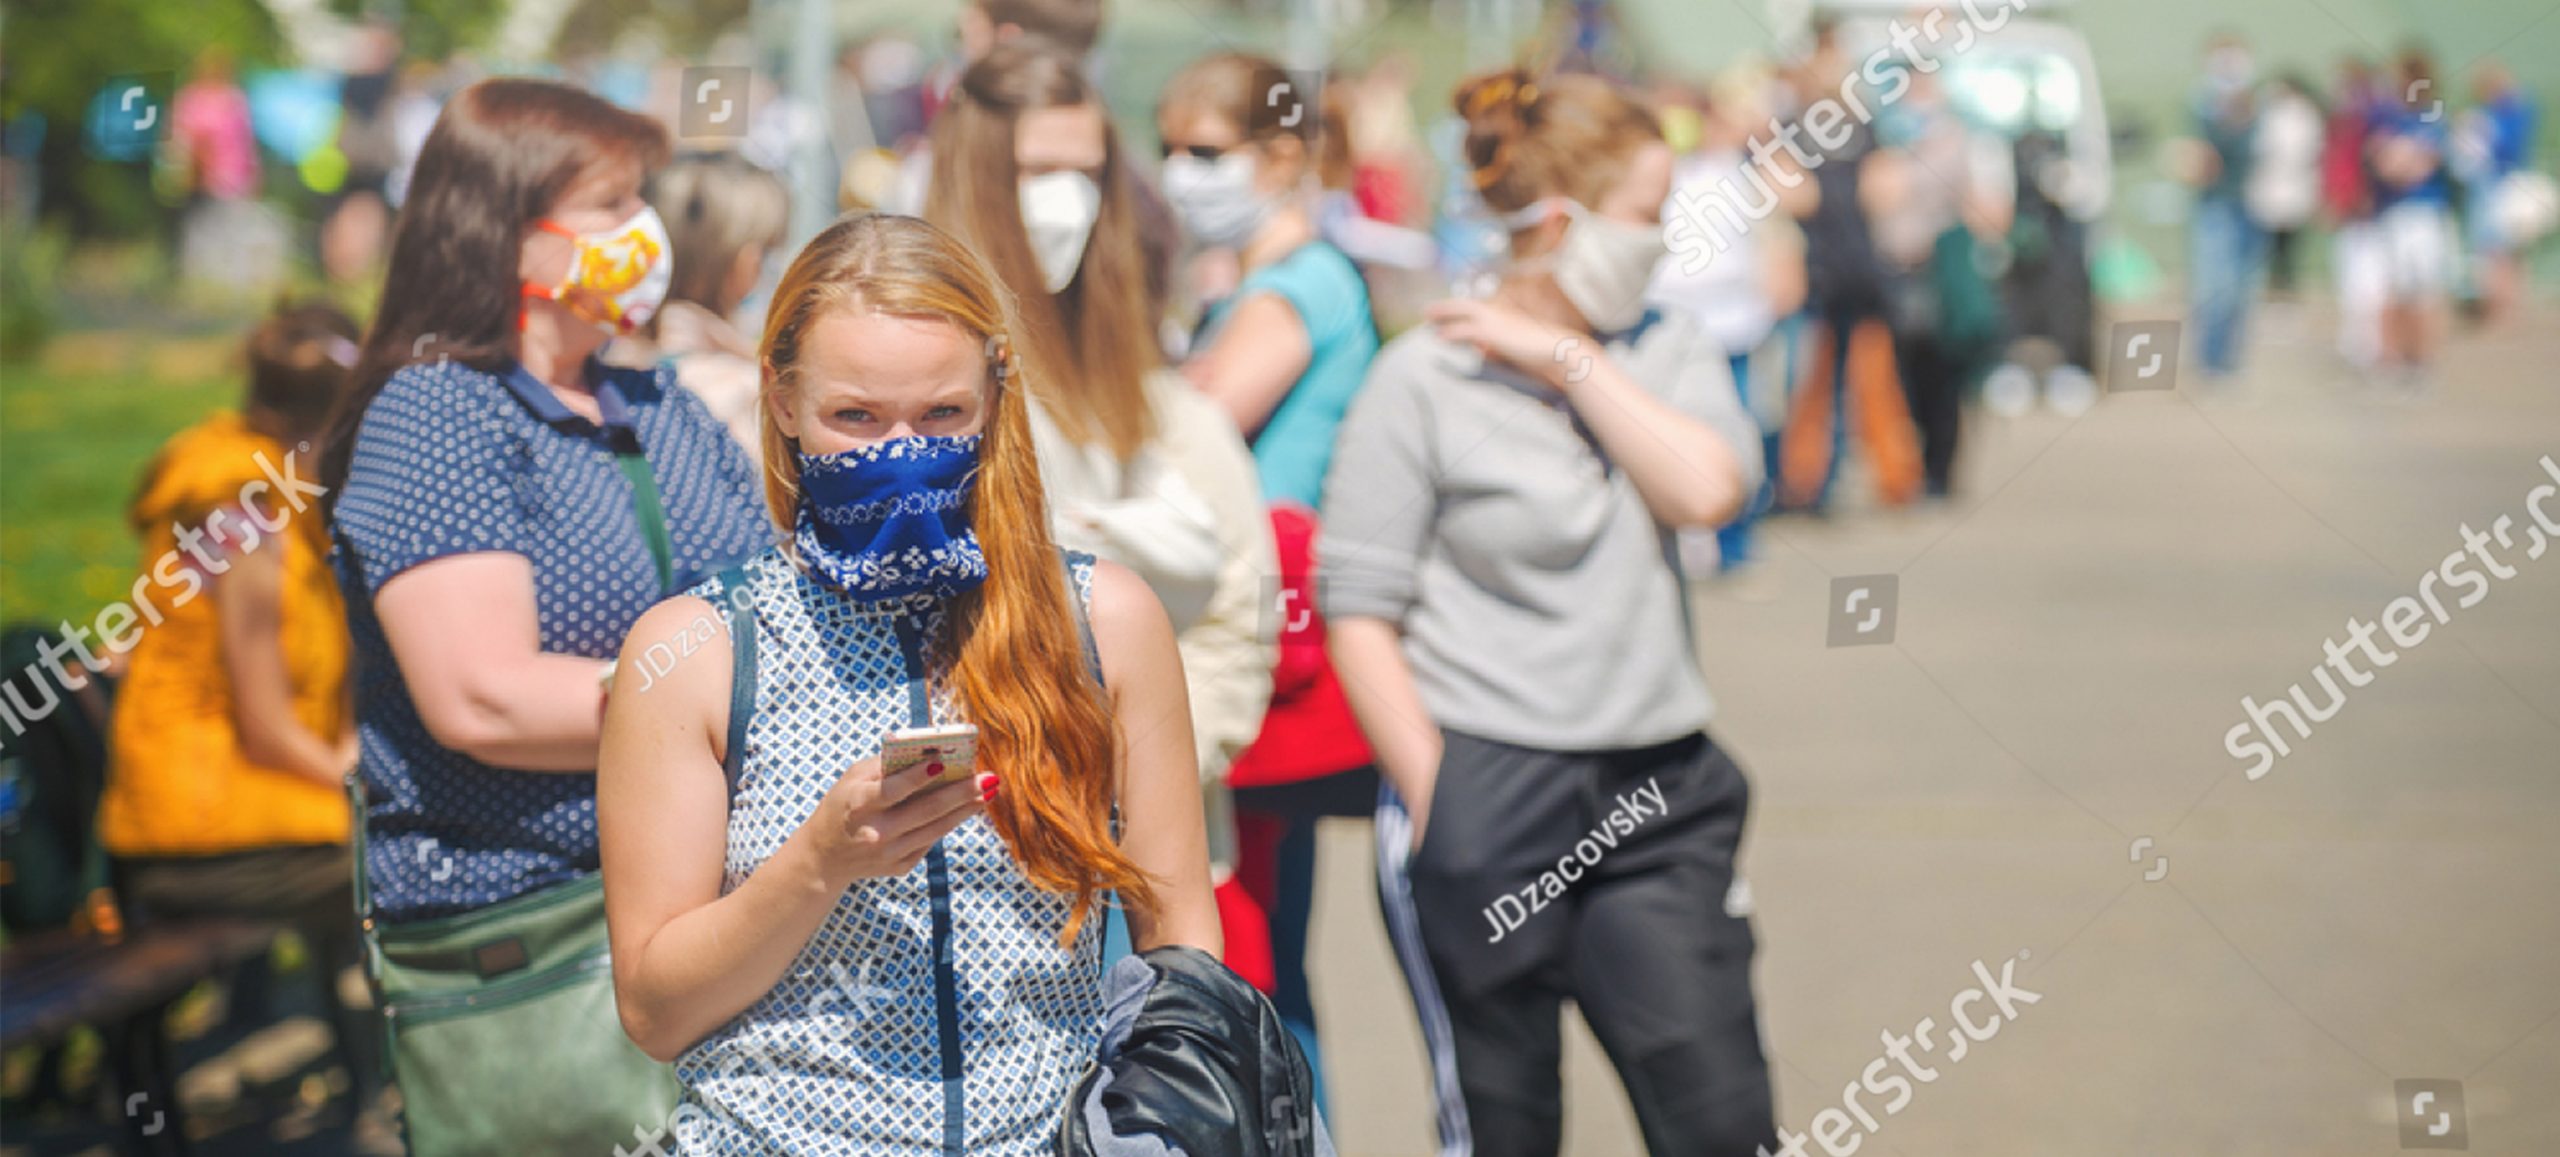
[1159,141,1241,162]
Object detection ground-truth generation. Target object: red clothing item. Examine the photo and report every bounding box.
[2323,108,2375,222]
[1226,504,1375,788]
[1351,162,1414,227]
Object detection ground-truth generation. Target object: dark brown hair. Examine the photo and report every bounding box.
[928,40,1157,461]
[246,302,362,433]
[319,78,672,502]
[1454,68,1661,216]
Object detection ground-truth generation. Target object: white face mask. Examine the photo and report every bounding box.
[1018,170,1102,294]
[1161,151,1270,249]
[1511,198,1667,332]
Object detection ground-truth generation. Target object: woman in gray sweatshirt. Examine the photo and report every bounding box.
[1319,68,1777,1157]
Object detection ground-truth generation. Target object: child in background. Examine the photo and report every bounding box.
[98,302,382,1132]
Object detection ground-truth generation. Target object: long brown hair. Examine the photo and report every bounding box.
[1454,68,1662,216]
[319,78,671,503]
[758,213,1155,941]
[926,41,1158,462]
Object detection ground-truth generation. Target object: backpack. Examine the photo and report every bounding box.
[0,624,119,936]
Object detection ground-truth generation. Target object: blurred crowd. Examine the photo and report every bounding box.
[2179,35,2548,391]
[3,2,2549,1156]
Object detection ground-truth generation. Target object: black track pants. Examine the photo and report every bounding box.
[1376,728,1778,1157]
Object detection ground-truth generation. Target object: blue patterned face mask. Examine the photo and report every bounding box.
[794,434,989,601]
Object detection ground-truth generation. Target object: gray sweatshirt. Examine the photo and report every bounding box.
[1318,309,1763,751]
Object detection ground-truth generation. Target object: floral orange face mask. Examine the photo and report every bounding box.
[521,206,673,335]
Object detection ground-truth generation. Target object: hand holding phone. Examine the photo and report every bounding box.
[880,723,978,785]
[805,724,990,886]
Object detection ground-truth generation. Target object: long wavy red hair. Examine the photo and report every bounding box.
[756,213,1152,941]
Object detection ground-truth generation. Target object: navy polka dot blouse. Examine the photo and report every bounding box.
[333,356,774,922]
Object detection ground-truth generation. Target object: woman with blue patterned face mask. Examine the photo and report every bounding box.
[597,213,1224,1156]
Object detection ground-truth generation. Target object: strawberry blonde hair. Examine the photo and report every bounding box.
[756,213,1153,941]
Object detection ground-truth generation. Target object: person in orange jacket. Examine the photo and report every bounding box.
[96,302,381,1118]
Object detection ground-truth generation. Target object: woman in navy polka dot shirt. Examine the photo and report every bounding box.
[318,79,770,925]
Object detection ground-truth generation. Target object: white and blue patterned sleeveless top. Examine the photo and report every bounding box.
[670,547,1105,1155]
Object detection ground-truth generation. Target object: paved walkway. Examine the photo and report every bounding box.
[1311,303,2560,1156]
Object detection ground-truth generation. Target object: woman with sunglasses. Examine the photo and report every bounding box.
[1322,69,1777,1157]
[1154,49,1388,1103]
[597,213,1221,1153]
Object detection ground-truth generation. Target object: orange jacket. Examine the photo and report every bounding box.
[97,413,352,855]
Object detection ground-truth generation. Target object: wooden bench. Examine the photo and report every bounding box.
[2,917,283,1156]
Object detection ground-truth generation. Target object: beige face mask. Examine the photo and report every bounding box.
[1509,198,1669,331]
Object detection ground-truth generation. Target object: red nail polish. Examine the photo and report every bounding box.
[977,773,999,801]
[926,761,944,776]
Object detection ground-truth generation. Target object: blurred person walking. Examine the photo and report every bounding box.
[2453,61,2540,328]
[2323,56,2389,371]
[925,40,1276,956]
[596,213,1224,1153]
[1325,68,1775,1157]
[1649,68,1803,580]
[98,303,385,1136]
[2183,31,2264,382]
[648,153,791,462]
[1774,21,1922,512]
[325,22,405,287]
[171,46,259,205]
[1159,49,1385,1102]
[170,45,287,289]
[318,78,770,1151]
[1869,62,2015,487]
[2248,73,2327,300]
[2369,49,2456,387]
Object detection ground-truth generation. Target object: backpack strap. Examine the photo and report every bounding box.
[716,565,756,796]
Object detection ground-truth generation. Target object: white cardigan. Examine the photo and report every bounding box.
[1028,370,1277,785]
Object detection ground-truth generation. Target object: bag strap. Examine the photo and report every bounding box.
[614,448,675,595]
[717,564,756,794]
[348,773,374,921]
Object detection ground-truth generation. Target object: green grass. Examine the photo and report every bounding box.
[1,352,235,626]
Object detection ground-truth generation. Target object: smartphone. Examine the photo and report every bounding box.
[880,723,978,784]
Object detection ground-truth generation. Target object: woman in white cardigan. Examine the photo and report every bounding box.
[925,42,1276,844]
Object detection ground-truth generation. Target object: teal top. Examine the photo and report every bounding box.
[1200,240,1379,509]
